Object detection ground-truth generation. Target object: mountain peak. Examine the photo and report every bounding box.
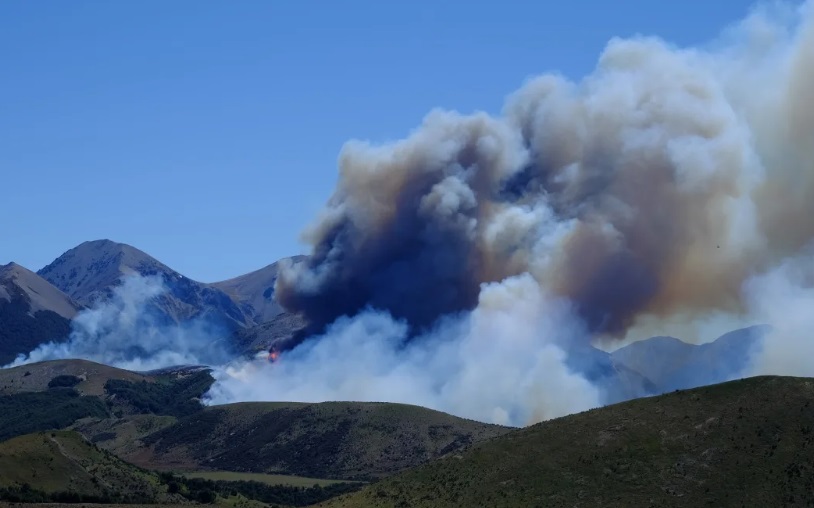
[38,240,174,305]
[37,240,255,330]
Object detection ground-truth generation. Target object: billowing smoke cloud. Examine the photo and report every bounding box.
[209,1,814,425]
[208,274,600,426]
[276,2,814,346]
[6,275,230,371]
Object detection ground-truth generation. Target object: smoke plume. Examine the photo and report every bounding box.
[208,2,814,425]
[6,275,230,371]
[276,2,814,346]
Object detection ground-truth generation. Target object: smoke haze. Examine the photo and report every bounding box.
[6,275,230,371]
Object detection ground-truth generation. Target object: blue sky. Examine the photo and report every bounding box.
[1,0,758,282]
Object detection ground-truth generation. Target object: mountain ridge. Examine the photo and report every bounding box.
[0,262,81,320]
[211,255,306,324]
[38,239,254,331]
[0,263,82,365]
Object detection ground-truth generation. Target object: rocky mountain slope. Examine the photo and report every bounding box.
[38,240,254,331]
[211,256,305,324]
[0,263,82,365]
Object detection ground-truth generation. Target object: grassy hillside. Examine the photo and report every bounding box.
[182,471,357,487]
[0,388,109,442]
[0,431,170,503]
[325,376,814,508]
[130,401,512,480]
[0,360,215,445]
[71,413,176,453]
[0,359,148,396]
[0,431,361,507]
[104,369,214,417]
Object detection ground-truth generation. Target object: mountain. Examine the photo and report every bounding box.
[212,255,305,324]
[231,311,308,355]
[563,344,657,405]
[0,263,82,365]
[325,376,814,507]
[38,239,252,330]
[610,325,768,393]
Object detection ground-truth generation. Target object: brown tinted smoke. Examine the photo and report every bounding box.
[276,5,814,343]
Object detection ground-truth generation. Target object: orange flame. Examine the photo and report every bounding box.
[268,350,280,363]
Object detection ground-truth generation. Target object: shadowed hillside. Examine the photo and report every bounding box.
[0,431,174,504]
[124,401,512,481]
[0,431,360,506]
[0,263,81,365]
[324,376,814,508]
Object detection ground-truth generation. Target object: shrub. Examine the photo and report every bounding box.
[48,375,82,389]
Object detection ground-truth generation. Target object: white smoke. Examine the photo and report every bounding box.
[6,275,229,371]
[207,274,600,426]
[742,246,814,377]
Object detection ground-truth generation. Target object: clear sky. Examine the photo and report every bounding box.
[1,0,759,282]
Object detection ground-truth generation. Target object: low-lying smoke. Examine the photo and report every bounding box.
[214,1,814,425]
[208,274,601,426]
[6,275,230,371]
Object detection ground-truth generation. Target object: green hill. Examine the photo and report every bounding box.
[0,431,173,503]
[0,387,109,442]
[324,376,814,508]
[0,359,149,396]
[0,360,215,445]
[0,430,364,507]
[125,401,512,481]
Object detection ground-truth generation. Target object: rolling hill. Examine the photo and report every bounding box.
[0,359,511,484]
[0,359,214,444]
[323,376,814,507]
[0,430,358,506]
[0,430,174,504]
[0,358,148,396]
[0,263,82,365]
[109,401,513,481]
